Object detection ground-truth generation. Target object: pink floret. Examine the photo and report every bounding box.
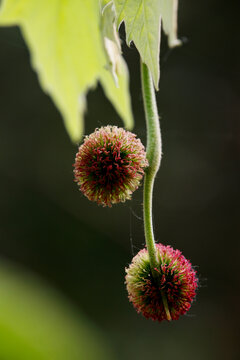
[126,243,198,322]
[74,126,148,206]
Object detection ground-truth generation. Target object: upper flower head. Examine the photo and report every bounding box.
[74,126,148,207]
[125,243,198,322]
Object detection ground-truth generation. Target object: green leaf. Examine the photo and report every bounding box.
[0,259,115,360]
[100,1,133,129]
[113,0,162,89]
[160,0,181,47]
[0,0,105,142]
[0,0,133,142]
[113,0,181,89]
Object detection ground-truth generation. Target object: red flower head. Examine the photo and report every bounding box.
[125,243,198,322]
[74,126,148,207]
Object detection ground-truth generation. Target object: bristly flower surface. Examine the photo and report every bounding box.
[74,126,148,207]
[126,243,198,322]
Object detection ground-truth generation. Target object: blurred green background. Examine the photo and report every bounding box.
[0,0,239,359]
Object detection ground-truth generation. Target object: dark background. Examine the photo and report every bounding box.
[0,1,239,359]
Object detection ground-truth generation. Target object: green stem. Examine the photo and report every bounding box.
[141,60,171,321]
[141,60,161,273]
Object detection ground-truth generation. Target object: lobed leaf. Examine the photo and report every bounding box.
[0,0,133,142]
[113,0,161,89]
[113,0,181,89]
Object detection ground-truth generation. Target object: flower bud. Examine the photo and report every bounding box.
[74,126,148,207]
[125,244,198,322]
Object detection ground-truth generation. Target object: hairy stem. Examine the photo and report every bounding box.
[141,60,171,321]
[141,60,162,273]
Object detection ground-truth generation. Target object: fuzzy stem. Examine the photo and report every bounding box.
[141,60,171,321]
[141,61,161,273]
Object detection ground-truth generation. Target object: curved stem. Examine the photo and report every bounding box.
[141,60,171,321]
[143,172,159,274]
[141,60,162,274]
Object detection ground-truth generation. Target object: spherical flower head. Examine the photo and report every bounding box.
[74,126,148,207]
[126,244,198,322]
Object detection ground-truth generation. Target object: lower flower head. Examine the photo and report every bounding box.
[125,244,198,322]
[74,126,148,207]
